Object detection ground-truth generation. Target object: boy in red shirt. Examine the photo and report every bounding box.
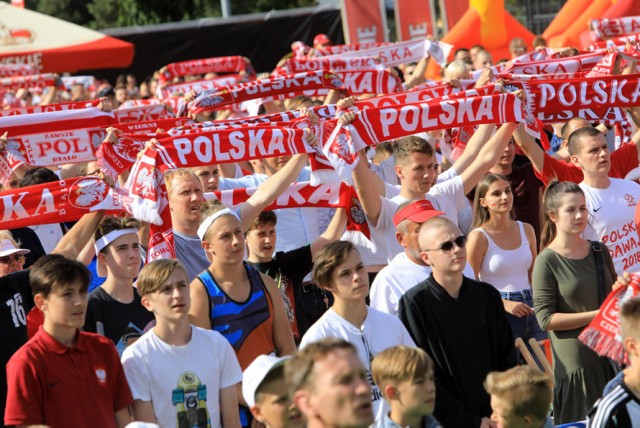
[4,254,133,427]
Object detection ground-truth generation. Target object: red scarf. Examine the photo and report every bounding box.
[159,74,246,98]
[591,16,640,40]
[326,39,452,68]
[355,83,499,109]
[0,99,98,117]
[501,51,605,75]
[0,73,62,91]
[281,57,384,74]
[114,104,175,123]
[314,42,390,57]
[0,177,128,229]
[579,276,640,365]
[0,107,116,136]
[187,70,346,115]
[0,64,36,77]
[158,56,250,85]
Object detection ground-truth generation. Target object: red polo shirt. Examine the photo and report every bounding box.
[4,327,132,428]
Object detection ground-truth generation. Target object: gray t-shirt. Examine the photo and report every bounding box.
[173,231,209,282]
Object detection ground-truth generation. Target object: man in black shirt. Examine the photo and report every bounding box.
[399,216,516,428]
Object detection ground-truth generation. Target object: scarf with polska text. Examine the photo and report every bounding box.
[590,16,640,41]
[123,122,316,224]
[0,73,62,91]
[0,99,99,117]
[322,93,535,184]
[314,42,391,57]
[159,74,247,99]
[0,177,129,229]
[114,104,175,123]
[0,64,36,78]
[187,70,346,116]
[158,56,251,85]
[279,56,384,74]
[355,83,500,109]
[326,39,453,68]
[590,33,640,51]
[579,276,640,365]
[112,117,193,134]
[500,51,605,75]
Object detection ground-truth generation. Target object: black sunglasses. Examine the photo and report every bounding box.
[423,235,467,253]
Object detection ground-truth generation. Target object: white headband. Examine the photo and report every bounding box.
[94,228,138,254]
[197,208,241,241]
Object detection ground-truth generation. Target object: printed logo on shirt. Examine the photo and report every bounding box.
[624,193,636,207]
[172,371,211,427]
[94,366,107,386]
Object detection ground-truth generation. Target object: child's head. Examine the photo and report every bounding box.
[484,366,553,428]
[243,355,304,428]
[94,215,141,279]
[371,346,436,417]
[245,211,278,262]
[137,259,190,320]
[30,254,91,329]
[620,297,640,362]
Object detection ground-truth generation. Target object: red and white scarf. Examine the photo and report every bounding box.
[579,276,640,365]
[158,56,250,85]
[1,128,106,176]
[0,99,98,117]
[500,51,605,75]
[0,177,128,229]
[314,42,391,57]
[0,107,116,136]
[0,73,62,91]
[114,104,175,123]
[328,39,453,68]
[113,117,193,134]
[590,16,640,41]
[280,56,384,74]
[159,74,247,99]
[0,64,36,78]
[187,70,346,115]
[356,83,499,109]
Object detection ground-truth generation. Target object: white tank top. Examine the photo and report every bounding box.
[475,221,532,292]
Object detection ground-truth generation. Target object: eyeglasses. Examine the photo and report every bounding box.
[0,254,25,265]
[423,235,467,253]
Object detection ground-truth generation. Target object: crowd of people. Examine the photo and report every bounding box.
[3,20,640,428]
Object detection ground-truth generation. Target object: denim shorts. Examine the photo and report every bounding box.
[499,289,548,344]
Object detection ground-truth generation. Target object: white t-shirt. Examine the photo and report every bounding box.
[580,178,640,274]
[121,326,242,428]
[375,175,466,261]
[299,307,415,427]
[370,252,475,317]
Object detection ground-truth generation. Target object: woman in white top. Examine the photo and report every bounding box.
[467,173,547,350]
[299,240,415,427]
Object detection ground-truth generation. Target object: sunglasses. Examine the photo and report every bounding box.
[424,235,467,253]
[0,254,25,265]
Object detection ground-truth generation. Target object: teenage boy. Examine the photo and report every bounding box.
[371,345,441,428]
[399,216,516,427]
[242,354,304,428]
[4,254,133,428]
[485,366,554,428]
[121,259,242,428]
[589,297,640,426]
[245,208,346,341]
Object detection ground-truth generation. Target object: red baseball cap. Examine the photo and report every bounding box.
[392,199,444,228]
[314,33,331,46]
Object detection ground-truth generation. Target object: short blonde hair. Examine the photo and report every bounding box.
[164,168,198,194]
[484,366,552,421]
[371,346,433,398]
[136,259,188,295]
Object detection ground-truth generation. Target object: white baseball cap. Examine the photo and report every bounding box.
[0,239,30,258]
[242,354,290,408]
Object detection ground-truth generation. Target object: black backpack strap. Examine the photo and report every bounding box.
[591,241,607,305]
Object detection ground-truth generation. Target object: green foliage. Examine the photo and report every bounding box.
[29,0,316,30]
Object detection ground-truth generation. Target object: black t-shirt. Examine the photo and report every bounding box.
[9,228,46,268]
[0,269,33,427]
[83,287,155,356]
[248,245,313,340]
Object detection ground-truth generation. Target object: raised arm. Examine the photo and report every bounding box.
[448,123,496,175]
[310,208,347,258]
[459,122,517,194]
[52,211,104,259]
[239,151,308,232]
[351,149,386,225]
[513,124,545,174]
